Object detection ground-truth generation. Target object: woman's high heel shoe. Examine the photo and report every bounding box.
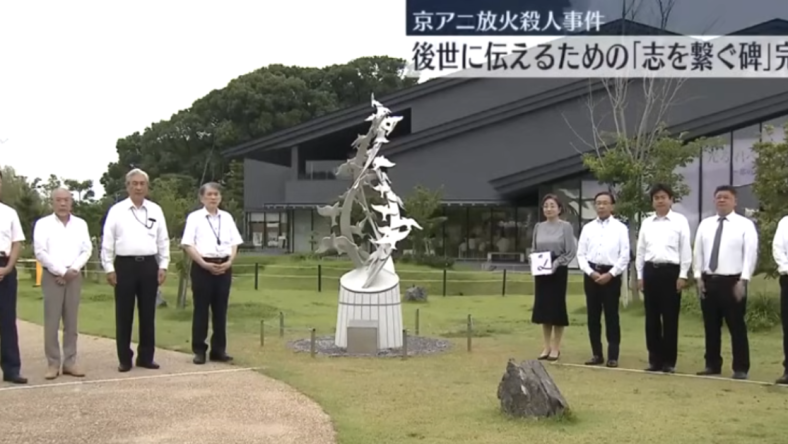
[546,351,561,362]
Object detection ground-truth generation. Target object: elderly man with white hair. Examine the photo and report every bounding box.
[33,187,92,380]
[101,169,170,372]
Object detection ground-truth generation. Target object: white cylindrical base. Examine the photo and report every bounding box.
[334,264,403,350]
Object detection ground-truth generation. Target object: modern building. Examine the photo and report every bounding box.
[224,20,788,262]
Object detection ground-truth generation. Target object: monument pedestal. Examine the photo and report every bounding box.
[334,259,403,350]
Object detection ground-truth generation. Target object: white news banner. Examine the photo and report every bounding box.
[529,252,553,276]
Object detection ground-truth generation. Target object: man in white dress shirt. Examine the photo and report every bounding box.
[694,185,758,380]
[772,214,788,385]
[101,169,170,372]
[576,191,630,368]
[0,171,27,384]
[181,183,243,365]
[33,188,92,379]
[635,184,692,373]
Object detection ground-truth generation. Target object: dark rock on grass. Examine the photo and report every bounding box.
[404,285,428,302]
[497,359,569,418]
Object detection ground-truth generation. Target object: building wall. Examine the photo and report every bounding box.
[243,158,290,210]
[386,79,788,202]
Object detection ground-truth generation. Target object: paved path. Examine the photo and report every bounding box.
[0,320,336,444]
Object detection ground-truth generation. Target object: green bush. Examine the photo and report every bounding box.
[399,253,454,269]
[680,289,781,332]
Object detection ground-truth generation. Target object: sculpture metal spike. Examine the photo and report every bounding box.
[314,95,421,288]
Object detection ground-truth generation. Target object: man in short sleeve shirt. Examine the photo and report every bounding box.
[0,171,27,384]
[181,183,243,365]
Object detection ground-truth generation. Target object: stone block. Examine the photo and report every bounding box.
[346,320,379,355]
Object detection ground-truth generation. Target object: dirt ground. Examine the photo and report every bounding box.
[0,321,336,444]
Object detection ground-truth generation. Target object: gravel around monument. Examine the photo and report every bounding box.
[288,334,452,357]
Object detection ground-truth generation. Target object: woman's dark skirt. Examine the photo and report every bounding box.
[531,265,570,326]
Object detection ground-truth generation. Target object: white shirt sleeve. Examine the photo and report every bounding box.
[635,219,647,280]
[101,208,117,273]
[34,218,67,276]
[10,209,25,243]
[70,219,93,271]
[741,217,759,281]
[693,219,705,279]
[229,216,243,246]
[576,224,593,276]
[610,222,631,277]
[773,217,788,275]
[679,216,693,279]
[180,213,197,247]
[156,209,170,270]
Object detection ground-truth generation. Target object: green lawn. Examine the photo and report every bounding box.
[13,263,788,444]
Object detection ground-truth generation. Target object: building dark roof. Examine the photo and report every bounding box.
[224,19,780,162]
[222,77,474,158]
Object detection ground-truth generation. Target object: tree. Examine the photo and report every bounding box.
[0,166,46,240]
[148,176,194,239]
[565,0,720,302]
[751,122,788,278]
[403,185,447,255]
[100,56,419,197]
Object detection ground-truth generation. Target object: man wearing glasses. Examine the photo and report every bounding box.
[101,169,170,372]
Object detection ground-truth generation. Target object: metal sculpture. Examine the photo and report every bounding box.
[315,95,422,288]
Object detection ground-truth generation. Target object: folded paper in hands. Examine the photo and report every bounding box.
[530,252,553,276]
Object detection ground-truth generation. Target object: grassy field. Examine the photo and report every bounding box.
[13,261,788,444]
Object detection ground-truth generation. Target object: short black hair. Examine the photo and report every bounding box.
[594,191,616,204]
[649,183,674,200]
[714,185,737,197]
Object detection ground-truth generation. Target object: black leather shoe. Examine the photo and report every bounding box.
[136,361,160,370]
[537,353,550,360]
[662,365,676,374]
[775,374,788,385]
[209,353,233,363]
[3,374,28,384]
[696,368,721,376]
[193,353,206,365]
[546,352,561,362]
[118,363,132,373]
[644,364,662,372]
[585,356,604,365]
[732,371,748,380]
[606,360,618,368]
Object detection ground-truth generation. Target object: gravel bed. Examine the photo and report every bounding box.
[287,335,452,357]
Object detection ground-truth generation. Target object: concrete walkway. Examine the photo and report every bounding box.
[0,320,336,444]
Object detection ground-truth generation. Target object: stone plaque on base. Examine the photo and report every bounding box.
[346,319,379,355]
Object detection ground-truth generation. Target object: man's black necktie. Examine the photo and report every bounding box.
[708,216,726,272]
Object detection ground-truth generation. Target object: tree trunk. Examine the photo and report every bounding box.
[176,256,192,309]
[627,224,641,304]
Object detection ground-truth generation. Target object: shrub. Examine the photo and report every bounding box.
[399,253,454,269]
[680,288,781,332]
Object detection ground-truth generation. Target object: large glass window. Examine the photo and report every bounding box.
[517,206,538,253]
[491,206,517,253]
[467,207,492,260]
[551,179,580,236]
[580,180,610,223]
[701,134,732,220]
[673,157,701,238]
[732,124,760,187]
[444,207,467,258]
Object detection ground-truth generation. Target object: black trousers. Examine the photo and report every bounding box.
[190,258,232,356]
[780,275,788,373]
[642,262,682,367]
[0,259,20,377]
[114,255,159,365]
[700,274,749,373]
[584,263,622,360]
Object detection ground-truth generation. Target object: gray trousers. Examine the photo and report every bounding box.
[42,272,82,368]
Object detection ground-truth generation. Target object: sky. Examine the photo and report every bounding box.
[1,1,783,198]
[0,0,426,197]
